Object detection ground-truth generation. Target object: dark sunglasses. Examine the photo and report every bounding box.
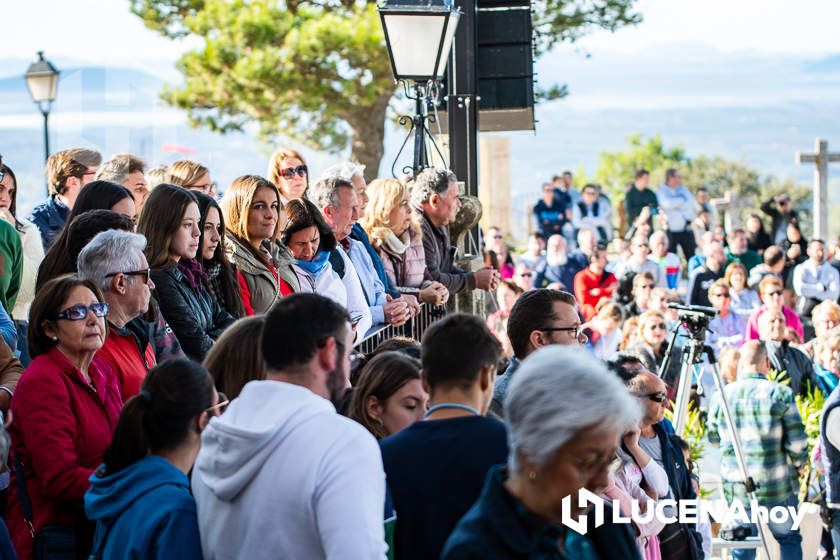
[52,302,109,321]
[635,391,667,403]
[279,165,308,180]
[106,268,152,284]
[651,323,667,330]
[712,292,730,298]
[764,290,782,297]
[518,272,533,277]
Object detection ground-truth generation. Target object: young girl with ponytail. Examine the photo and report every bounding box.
[84,359,224,559]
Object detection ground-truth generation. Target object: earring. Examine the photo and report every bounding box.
[376,418,384,427]
[52,336,58,342]
[528,471,537,481]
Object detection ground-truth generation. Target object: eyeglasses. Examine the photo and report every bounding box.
[205,392,229,416]
[279,165,308,180]
[560,450,616,480]
[189,182,217,194]
[639,284,655,290]
[538,325,585,340]
[634,391,667,403]
[106,268,152,285]
[52,302,109,321]
[763,290,783,297]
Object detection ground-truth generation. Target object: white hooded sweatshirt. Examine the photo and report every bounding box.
[192,380,387,560]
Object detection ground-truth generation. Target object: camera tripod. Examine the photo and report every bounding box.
[659,304,770,557]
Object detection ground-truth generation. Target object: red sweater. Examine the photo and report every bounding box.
[7,347,122,559]
[95,321,156,401]
[574,267,617,321]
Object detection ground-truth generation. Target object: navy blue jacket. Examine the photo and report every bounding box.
[85,455,203,560]
[351,223,399,298]
[28,195,69,251]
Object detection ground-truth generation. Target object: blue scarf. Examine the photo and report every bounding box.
[296,250,330,276]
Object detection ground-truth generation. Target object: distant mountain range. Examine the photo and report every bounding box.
[0,44,839,235]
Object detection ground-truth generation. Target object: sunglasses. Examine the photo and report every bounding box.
[639,284,654,290]
[764,290,782,297]
[635,391,667,403]
[518,272,533,277]
[651,323,667,330]
[106,268,152,285]
[711,292,730,298]
[52,302,109,321]
[279,165,308,180]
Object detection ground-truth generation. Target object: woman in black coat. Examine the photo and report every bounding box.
[137,184,235,361]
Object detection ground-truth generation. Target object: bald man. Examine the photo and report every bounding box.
[759,310,815,396]
[708,340,807,560]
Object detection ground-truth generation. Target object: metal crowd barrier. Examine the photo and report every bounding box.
[354,303,447,355]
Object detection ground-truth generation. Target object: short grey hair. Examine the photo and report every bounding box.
[504,345,641,474]
[411,168,457,206]
[321,161,365,182]
[307,177,354,210]
[77,230,147,293]
[95,154,130,184]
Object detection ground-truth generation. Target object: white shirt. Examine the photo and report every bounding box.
[792,259,840,303]
[656,184,699,231]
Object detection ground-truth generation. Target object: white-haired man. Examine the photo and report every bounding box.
[77,229,156,400]
[321,162,400,299]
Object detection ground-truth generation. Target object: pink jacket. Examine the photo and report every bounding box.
[745,304,803,341]
[376,228,431,290]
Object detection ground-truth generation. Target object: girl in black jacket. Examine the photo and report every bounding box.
[137,185,235,361]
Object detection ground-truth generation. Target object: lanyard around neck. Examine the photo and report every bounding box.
[424,403,481,419]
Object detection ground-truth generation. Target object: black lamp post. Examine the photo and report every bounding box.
[378,0,460,178]
[24,52,60,164]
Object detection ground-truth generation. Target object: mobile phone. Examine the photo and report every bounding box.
[351,314,364,326]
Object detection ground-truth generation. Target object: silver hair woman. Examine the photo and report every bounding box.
[442,345,641,559]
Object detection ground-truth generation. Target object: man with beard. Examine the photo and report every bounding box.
[533,234,577,290]
[191,293,387,559]
[380,313,506,560]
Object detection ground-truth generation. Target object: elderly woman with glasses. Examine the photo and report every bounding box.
[6,275,122,559]
[706,279,746,354]
[745,275,803,341]
[442,345,640,560]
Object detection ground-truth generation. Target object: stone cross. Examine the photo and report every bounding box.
[796,139,840,240]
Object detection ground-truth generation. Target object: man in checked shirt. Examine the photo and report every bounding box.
[708,340,808,560]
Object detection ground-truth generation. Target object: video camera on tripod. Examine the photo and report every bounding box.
[666,303,717,339]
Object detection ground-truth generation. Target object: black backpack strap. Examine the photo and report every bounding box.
[329,249,345,279]
[13,453,34,538]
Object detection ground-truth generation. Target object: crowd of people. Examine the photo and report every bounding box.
[0,145,835,559]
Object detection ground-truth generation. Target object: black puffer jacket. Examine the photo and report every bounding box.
[151,262,236,361]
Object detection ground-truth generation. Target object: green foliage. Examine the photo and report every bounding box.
[766,368,790,386]
[131,0,641,174]
[795,385,826,502]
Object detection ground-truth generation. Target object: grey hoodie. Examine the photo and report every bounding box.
[192,380,387,559]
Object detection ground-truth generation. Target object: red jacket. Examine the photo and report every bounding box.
[574,267,617,321]
[7,347,122,559]
[95,319,156,400]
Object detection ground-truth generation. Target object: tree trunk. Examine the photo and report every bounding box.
[347,91,392,181]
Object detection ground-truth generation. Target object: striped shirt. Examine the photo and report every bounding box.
[707,372,808,504]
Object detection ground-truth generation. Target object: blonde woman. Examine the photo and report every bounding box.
[361,178,448,306]
[267,147,308,203]
[219,175,296,315]
[628,310,680,390]
[167,160,215,196]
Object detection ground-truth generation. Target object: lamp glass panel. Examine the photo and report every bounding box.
[434,11,459,77]
[26,74,57,103]
[383,13,446,79]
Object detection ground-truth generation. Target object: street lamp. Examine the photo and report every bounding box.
[378,0,460,177]
[24,52,60,163]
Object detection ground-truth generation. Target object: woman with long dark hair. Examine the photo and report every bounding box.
[194,193,245,318]
[0,162,44,365]
[85,359,220,559]
[37,181,136,290]
[138,185,235,361]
